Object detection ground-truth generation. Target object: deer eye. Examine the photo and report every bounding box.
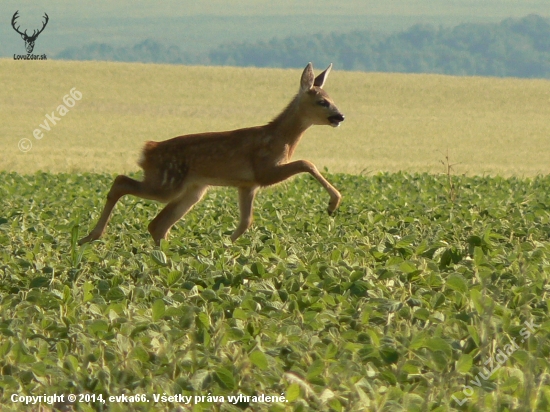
[317,99,330,107]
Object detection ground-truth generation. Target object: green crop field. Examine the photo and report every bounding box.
[1,59,550,176]
[2,60,550,411]
[1,171,550,411]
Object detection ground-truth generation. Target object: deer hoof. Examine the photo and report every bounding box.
[327,196,341,215]
[78,234,95,245]
[78,228,104,245]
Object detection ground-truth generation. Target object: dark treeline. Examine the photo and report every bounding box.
[55,39,206,65]
[56,15,550,78]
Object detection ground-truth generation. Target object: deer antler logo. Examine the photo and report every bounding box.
[11,10,49,54]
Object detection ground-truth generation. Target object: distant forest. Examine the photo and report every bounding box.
[56,14,550,78]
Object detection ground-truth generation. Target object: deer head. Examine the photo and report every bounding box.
[11,11,49,54]
[299,63,345,127]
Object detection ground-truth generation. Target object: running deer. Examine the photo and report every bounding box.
[79,63,345,245]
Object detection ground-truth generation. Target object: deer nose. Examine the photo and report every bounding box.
[328,113,345,127]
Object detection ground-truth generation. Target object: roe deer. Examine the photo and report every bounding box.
[79,62,345,245]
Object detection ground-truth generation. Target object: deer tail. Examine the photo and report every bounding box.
[138,140,159,170]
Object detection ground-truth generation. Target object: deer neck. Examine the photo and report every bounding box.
[267,94,312,149]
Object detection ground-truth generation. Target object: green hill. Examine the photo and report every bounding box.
[54,15,550,79]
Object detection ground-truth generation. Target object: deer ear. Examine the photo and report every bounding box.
[300,62,315,92]
[313,64,332,89]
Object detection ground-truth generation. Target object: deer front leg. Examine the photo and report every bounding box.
[257,160,341,214]
[231,186,258,242]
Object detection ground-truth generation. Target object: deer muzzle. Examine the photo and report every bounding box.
[328,113,345,127]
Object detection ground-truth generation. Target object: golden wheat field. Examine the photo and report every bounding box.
[1,59,549,176]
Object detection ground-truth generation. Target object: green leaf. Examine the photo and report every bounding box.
[512,350,529,366]
[197,312,210,328]
[232,308,247,320]
[251,262,265,276]
[214,367,235,390]
[131,346,150,362]
[83,281,94,303]
[286,383,301,402]
[395,235,416,249]
[439,248,461,269]
[324,342,338,359]
[367,329,380,347]
[152,299,166,321]
[31,362,47,376]
[88,320,109,335]
[473,246,485,266]
[0,341,11,357]
[164,307,183,317]
[446,274,468,293]
[106,286,125,301]
[470,288,484,314]
[151,250,168,266]
[413,308,430,321]
[201,289,217,301]
[226,328,244,341]
[64,354,79,372]
[63,285,71,303]
[250,350,268,370]
[425,337,452,357]
[467,325,480,347]
[11,342,36,364]
[328,398,343,412]
[306,359,325,380]
[399,261,418,274]
[380,346,399,364]
[167,270,183,286]
[430,350,448,371]
[71,224,79,248]
[29,277,50,288]
[456,353,473,373]
[190,369,210,391]
[402,360,420,374]
[57,342,68,358]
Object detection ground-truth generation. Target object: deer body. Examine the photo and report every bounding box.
[79,63,345,245]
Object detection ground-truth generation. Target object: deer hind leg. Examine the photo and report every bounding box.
[257,160,341,214]
[230,186,259,242]
[78,174,173,245]
[148,184,207,245]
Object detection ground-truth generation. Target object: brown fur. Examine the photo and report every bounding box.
[79,63,345,245]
